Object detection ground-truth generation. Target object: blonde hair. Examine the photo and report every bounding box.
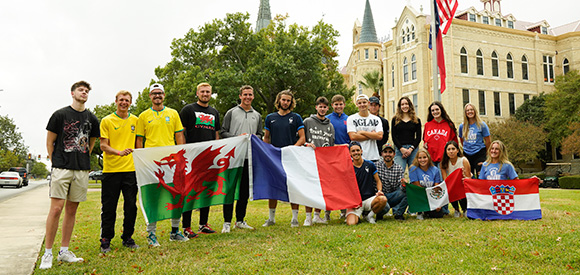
[393,96,418,126]
[411,148,434,172]
[197,82,212,91]
[115,90,132,101]
[462,103,483,140]
[484,140,513,172]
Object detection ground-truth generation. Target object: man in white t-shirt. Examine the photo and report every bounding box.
[347,94,383,162]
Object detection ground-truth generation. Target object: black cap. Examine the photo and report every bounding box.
[369,96,381,105]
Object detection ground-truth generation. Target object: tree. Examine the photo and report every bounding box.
[561,122,580,155]
[358,70,383,97]
[30,161,49,179]
[488,118,547,172]
[514,93,546,127]
[544,70,580,146]
[139,12,353,119]
[0,115,27,171]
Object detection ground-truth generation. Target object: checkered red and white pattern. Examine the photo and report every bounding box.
[492,194,515,215]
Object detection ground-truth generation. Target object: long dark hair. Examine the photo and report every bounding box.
[427,101,457,138]
[440,140,464,171]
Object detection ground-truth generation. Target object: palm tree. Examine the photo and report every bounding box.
[358,70,383,98]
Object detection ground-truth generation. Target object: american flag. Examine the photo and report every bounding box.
[436,0,458,35]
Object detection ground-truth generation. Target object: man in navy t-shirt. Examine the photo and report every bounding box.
[263,90,305,227]
[345,141,387,225]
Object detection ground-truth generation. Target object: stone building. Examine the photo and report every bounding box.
[343,0,580,164]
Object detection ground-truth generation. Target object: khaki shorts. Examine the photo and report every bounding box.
[49,168,89,202]
[346,196,376,217]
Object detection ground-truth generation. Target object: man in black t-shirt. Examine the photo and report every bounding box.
[40,81,100,270]
[369,96,390,159]
[179,82,221,237]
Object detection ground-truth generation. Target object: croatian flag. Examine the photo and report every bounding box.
[464,178,542,220]
[250,135,361,210]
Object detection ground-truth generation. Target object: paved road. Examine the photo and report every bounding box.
[0,180,48,203]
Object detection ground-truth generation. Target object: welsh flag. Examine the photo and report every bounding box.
[407,169,464,213]
[133,135,249,224]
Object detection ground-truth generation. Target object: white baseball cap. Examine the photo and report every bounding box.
[150,83,164,93]
[356,94,369,102]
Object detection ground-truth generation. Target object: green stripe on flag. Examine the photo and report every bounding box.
[406,184,431,213]
[140,167,243,223]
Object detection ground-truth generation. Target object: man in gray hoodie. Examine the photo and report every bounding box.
[220,85,263,232]
[303,96,335,225]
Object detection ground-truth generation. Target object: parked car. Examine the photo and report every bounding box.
[9,167,28,186]
[0,171,23,188]
[89,170,104,181]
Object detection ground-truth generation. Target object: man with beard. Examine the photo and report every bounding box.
[262,90,305,228]
[220,85,263,233]
[179,82,220,236]
[345,141,387,225]
[375,143,408,221]
[303,96,334,225]
[368,96,389,157]
[136,83,188,246]
[99,90,140,253]
[347,94,383,162]
[40,81,100,269]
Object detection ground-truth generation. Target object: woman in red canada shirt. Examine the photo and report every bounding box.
[423,101,458,166]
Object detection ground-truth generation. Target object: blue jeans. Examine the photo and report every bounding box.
[381,189,408,216]
[395,145,418,171]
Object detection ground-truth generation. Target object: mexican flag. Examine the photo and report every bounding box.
[133,135,249,224]
[407,169,465,213]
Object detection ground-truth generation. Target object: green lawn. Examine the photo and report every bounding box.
[35,189,580,274]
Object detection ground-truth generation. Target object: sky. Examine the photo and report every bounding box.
[0,0,577,163]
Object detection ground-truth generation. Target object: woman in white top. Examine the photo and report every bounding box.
[440,141,471,217]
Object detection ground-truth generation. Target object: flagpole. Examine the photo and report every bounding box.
[431,0,440,101]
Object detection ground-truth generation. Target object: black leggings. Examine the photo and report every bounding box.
[465,148,487,178]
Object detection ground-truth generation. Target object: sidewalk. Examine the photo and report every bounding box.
[0,183,49,275]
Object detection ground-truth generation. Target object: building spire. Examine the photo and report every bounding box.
[256,0,272,32]
[359,0,378,43]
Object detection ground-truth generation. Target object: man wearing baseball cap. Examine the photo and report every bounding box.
[368,96,389,157]
[375,143,408,220]
[346,94,383,162]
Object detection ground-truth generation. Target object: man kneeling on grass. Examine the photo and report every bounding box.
[346,141,387,225]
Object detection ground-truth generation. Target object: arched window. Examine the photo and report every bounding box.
[411,25,415,40]
[521,55,529,80]
[391,64,395,88]
[411,55,417,80]
[491,51,499,77]
[406,27,410,43]
[563,58,570,74]
[506,53,514,79]
[403,57,409,82]
[476,49,484,75]
[402,29,406,44]
[460,47,468,74]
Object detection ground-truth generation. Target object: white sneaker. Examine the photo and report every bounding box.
[416,214,424,220]
[57,250,84,263]
[235,221,254,230]
[39,253,53,269]
[291,219,299,227]
[312,216,327,224]
[222,223,231,233]
[454,211,461,218]
[365,214,376,224]
[339,212,346,219]
[410,212,417,216]
[303,217,312,226]
[262,219,275,227]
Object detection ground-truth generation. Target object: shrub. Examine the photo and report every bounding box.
[559,175,580,189]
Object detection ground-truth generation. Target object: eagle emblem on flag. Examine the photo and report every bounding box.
[490,185,516,215]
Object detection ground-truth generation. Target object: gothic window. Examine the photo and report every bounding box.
[506,53,514,79]
[521,55,529,80]
[543,55,554,83]
[491,51,499,77]
[563,58,570,74]
[403,57,409,82]
[411,55,417,80]
[460,47,468,74]
[477,49,484,75]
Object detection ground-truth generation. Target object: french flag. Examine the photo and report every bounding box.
[464,178,542,220]
[250,135,361,210]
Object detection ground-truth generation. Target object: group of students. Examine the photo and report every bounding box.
[38,79,520,270]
